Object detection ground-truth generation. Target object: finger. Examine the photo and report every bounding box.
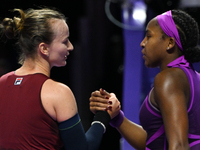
[90,101,109,108]
[99,88,111,98]
[99,88,109,94]
[91,90,107,98]
[91,90,100,96]
[106,105,112,111]
[109,93,116,98]
[90,102,109,113]
[90,106,107,113]
[89,96,109,103]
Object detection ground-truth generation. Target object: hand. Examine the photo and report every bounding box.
[90,88,121,119]
[90,88,110,113]
[107,93,121,119]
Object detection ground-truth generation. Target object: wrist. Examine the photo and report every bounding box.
[109,110,124,128]
[92,111,111,133]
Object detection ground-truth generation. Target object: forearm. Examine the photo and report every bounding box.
[117,117,147,150]
[168,144,190,150]
[60,121,104,150]
[167,134,190,150]
[59,112,110,150]
[59,113,88,150]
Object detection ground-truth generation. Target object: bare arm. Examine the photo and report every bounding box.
[117,117,147,150]
[153,68,190,150]
[41,79,77,123]
[41,81,112,150]
[90,89,147,150]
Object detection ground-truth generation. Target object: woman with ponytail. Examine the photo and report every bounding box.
[0,8,120,150]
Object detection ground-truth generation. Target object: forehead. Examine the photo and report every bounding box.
[50,19,69,39]
[146,17,162,34]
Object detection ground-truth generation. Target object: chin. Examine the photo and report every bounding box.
[145,64,158,68]
[55,63,67,67]
[52,60,68,67]
[144,62,150,68]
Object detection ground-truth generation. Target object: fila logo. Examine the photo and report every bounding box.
[14,78,23,85]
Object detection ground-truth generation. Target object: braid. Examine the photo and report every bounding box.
[172,10,200,63]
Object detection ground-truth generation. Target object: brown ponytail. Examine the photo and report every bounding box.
[2,18,15,39]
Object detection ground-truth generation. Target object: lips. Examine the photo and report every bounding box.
[142,53,146,60]
[141,49,146,59]
[65,53,69,59]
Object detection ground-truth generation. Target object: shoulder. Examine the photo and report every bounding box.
[0,71,14,79]
[154,67,188,88]
[153,67,190,106]
[41,79,78,123]
[43,79,74,96]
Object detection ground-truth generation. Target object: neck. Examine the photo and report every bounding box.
[15,57,51,77]
[159,52,181,71]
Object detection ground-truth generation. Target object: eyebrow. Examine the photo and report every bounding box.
[145,30,151,35]
[63,34,69,40]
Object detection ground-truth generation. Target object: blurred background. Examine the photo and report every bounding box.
[0,0,200,150]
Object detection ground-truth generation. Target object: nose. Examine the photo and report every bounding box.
[68,40,74,51]
[140,38,146,48]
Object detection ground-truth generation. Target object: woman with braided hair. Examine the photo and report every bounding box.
[0,8,121,149]
[89,9,200,150]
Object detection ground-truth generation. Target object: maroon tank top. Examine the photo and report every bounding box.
[0,72,63,149]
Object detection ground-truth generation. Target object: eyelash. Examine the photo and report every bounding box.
[146,35,151,39]
[64,39,69,44]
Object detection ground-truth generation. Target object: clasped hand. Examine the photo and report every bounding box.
[89,88,121,119]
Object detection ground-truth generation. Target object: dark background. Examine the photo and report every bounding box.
[1,0,200,149]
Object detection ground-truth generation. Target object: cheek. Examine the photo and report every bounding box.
[144,46,159,66]
[51,45,66,55]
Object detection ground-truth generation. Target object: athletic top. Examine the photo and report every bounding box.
[139,56,200,150]
[0,72,63,149]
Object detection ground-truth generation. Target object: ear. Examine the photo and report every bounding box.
[167,37,176,50]
[39,42,49,57]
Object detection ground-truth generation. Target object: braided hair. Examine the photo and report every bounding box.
[0,8,66,64]
[172,9,200,63]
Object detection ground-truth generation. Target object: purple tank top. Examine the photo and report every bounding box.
[139,56,200,150]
